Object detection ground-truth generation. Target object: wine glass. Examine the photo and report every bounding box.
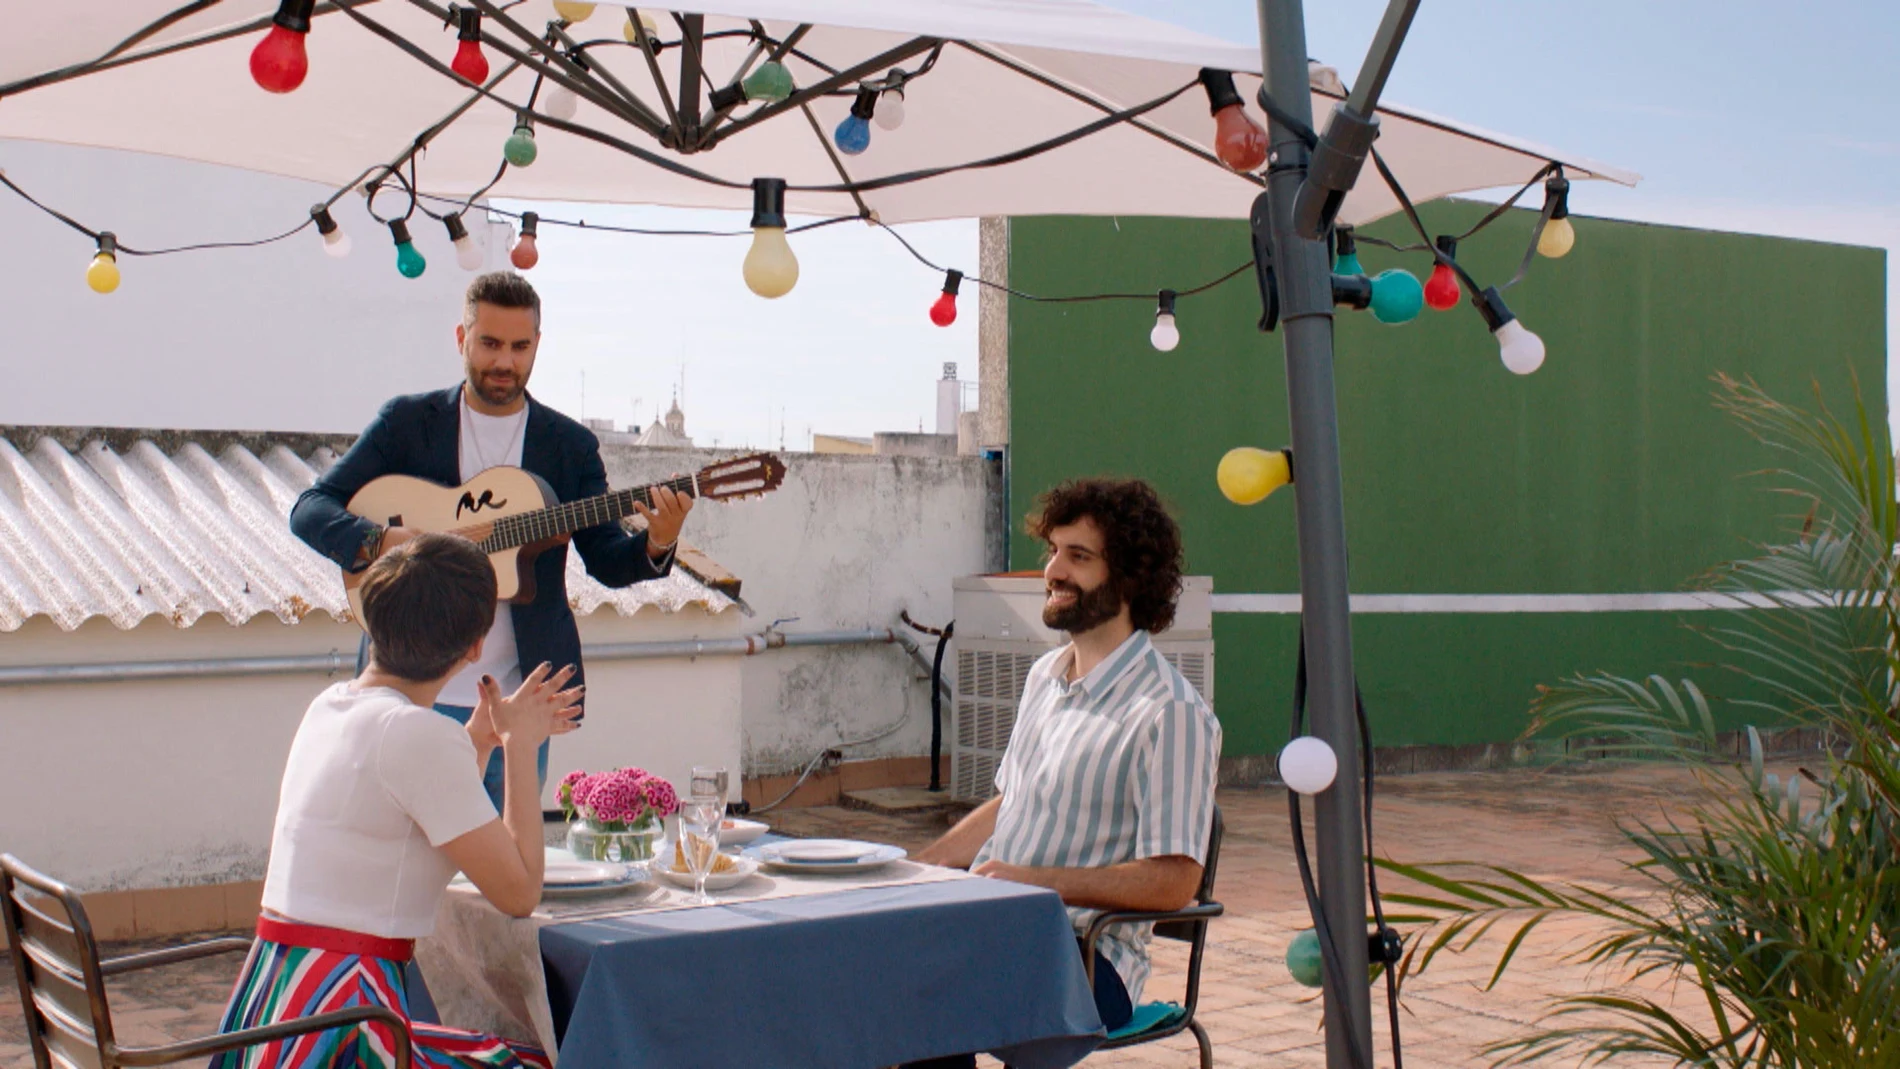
[678,799,723,905]
[690,766,729,810]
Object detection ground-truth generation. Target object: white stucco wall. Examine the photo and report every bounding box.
[597,445,1003,776]
[0,140,506,433]
[0,605,746,891]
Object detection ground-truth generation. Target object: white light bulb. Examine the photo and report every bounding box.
[874,88,905,131]
[453,234,484,271]
[1149,312,1180,352]
[321,228,352,259]
[1495,318,1546,375]
[1279,736,1337,796]
[544,83,579,121]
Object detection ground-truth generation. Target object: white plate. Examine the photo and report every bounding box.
[719,818,769,845]
[746,841,908,874]
[648,855,761,891]
[766,839,880,863]
[545,858,632,886]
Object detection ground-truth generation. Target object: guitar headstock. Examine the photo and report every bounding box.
[696,453,788,501]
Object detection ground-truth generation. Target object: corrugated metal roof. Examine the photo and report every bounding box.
[0,434,735,632]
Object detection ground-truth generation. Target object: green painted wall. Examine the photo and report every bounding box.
[1005,203,1888,756]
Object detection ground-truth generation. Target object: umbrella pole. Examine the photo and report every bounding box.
[1253,0,1373,1065]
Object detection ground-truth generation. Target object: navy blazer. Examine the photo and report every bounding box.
[290,384,671,699]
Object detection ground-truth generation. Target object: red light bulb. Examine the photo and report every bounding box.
[451,39,489,83]
[250,23,309,93]
[449,8,489,84]
[1423,263,1460,310]
[1212,103,1268,172]
[511,212,540,270]
[930,269,963,327]
[510,234,538,270]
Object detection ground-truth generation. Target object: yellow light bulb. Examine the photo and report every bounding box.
[743,226,799,298]
[551,2,595,22]
[622,9,658,40]
[1537,216,1575,259]
[86,253,121,294]
[1218,447,1291,506]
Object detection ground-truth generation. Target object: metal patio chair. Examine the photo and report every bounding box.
[2,853,412,1069]
[1081,806,1225,1068]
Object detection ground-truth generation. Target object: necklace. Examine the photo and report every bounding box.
[463,397,528,473]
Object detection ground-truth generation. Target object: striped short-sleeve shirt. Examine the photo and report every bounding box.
[973,629,1221,1003]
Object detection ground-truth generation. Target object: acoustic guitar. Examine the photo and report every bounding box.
[341,452,785,624]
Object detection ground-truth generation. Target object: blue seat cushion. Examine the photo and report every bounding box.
[1107,1001,1187,1041]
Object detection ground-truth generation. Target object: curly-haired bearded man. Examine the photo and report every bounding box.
[911,478,1222,1062]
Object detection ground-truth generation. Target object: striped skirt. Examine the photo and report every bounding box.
[210,916,552,1069]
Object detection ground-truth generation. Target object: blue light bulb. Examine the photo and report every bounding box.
[1368,269,1422,324]
[833,113,871,155]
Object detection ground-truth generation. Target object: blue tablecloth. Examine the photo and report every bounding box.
[538,876,1105,1069]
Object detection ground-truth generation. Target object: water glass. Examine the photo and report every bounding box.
[678,799,723,905]
[691,766,730,810]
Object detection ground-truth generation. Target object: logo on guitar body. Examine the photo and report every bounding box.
[456,489,509,518]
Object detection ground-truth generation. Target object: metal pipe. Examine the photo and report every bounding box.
[0,628,916,687]
[1254,0,1372,1067]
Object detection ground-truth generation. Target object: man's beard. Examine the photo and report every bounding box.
[468,366,526,407]
[1042,578,1123,634]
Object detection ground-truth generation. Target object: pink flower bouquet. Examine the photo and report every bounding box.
[558,766,680,831]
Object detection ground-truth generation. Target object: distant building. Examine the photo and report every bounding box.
[813,434,873,455]
[635,396,692,447]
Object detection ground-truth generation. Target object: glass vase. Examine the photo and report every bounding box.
[566,814,660,863]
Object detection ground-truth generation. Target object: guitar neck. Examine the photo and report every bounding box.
[483,474,698,551]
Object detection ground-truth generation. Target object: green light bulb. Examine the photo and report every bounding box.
[395,240,426,279]
[1287,929,1323,987]
[741,61,793,104]
[504,125,538,167]
[1333,251,1364,276]
[1368,268,1422,325]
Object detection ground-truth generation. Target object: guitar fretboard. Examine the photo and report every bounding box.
[464,474,698,552]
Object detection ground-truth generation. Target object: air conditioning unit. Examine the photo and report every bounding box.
[949,575,1214,801]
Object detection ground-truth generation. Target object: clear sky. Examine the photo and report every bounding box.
[515,0,1899,447]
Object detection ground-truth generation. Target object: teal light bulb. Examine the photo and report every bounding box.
[504,125,538,167]
[1333,250,1364,276]
[1287,929,1323,988]
[395,240,426,279]
[1368,268,1422,324]
[741,61,793,103]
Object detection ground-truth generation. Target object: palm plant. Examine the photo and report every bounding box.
[1378,375,1900,1067]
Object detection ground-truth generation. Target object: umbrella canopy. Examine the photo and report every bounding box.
[0,0,1635,225]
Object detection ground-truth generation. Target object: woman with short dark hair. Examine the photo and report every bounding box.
[212,533,579,1068]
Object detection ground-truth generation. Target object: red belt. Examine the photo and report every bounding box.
[257,915,416,962]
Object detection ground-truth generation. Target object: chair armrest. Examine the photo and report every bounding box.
[1083,902,1225,949]
[112,1005,413,1069]
[100,936,252,976]
[1080,902,1224,991]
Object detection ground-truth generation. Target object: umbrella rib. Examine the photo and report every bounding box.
[451,0,668,137]
[541,23,670,133]
[703,37,943,150]
[954,41,1264,191]
[796,103,872,219]
[625,8,685,136]
[0,0,376,99]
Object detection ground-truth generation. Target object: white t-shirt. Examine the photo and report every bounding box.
[261,683,499,938]
[438,399,530,707]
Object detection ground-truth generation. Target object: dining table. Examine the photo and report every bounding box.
[411,834,1107,1069]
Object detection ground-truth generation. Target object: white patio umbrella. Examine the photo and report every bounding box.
[0,0,1635,226]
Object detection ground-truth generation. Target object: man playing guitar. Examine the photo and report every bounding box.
[291,271,692,807]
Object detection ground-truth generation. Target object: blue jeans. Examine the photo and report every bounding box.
[433,704,548,813]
